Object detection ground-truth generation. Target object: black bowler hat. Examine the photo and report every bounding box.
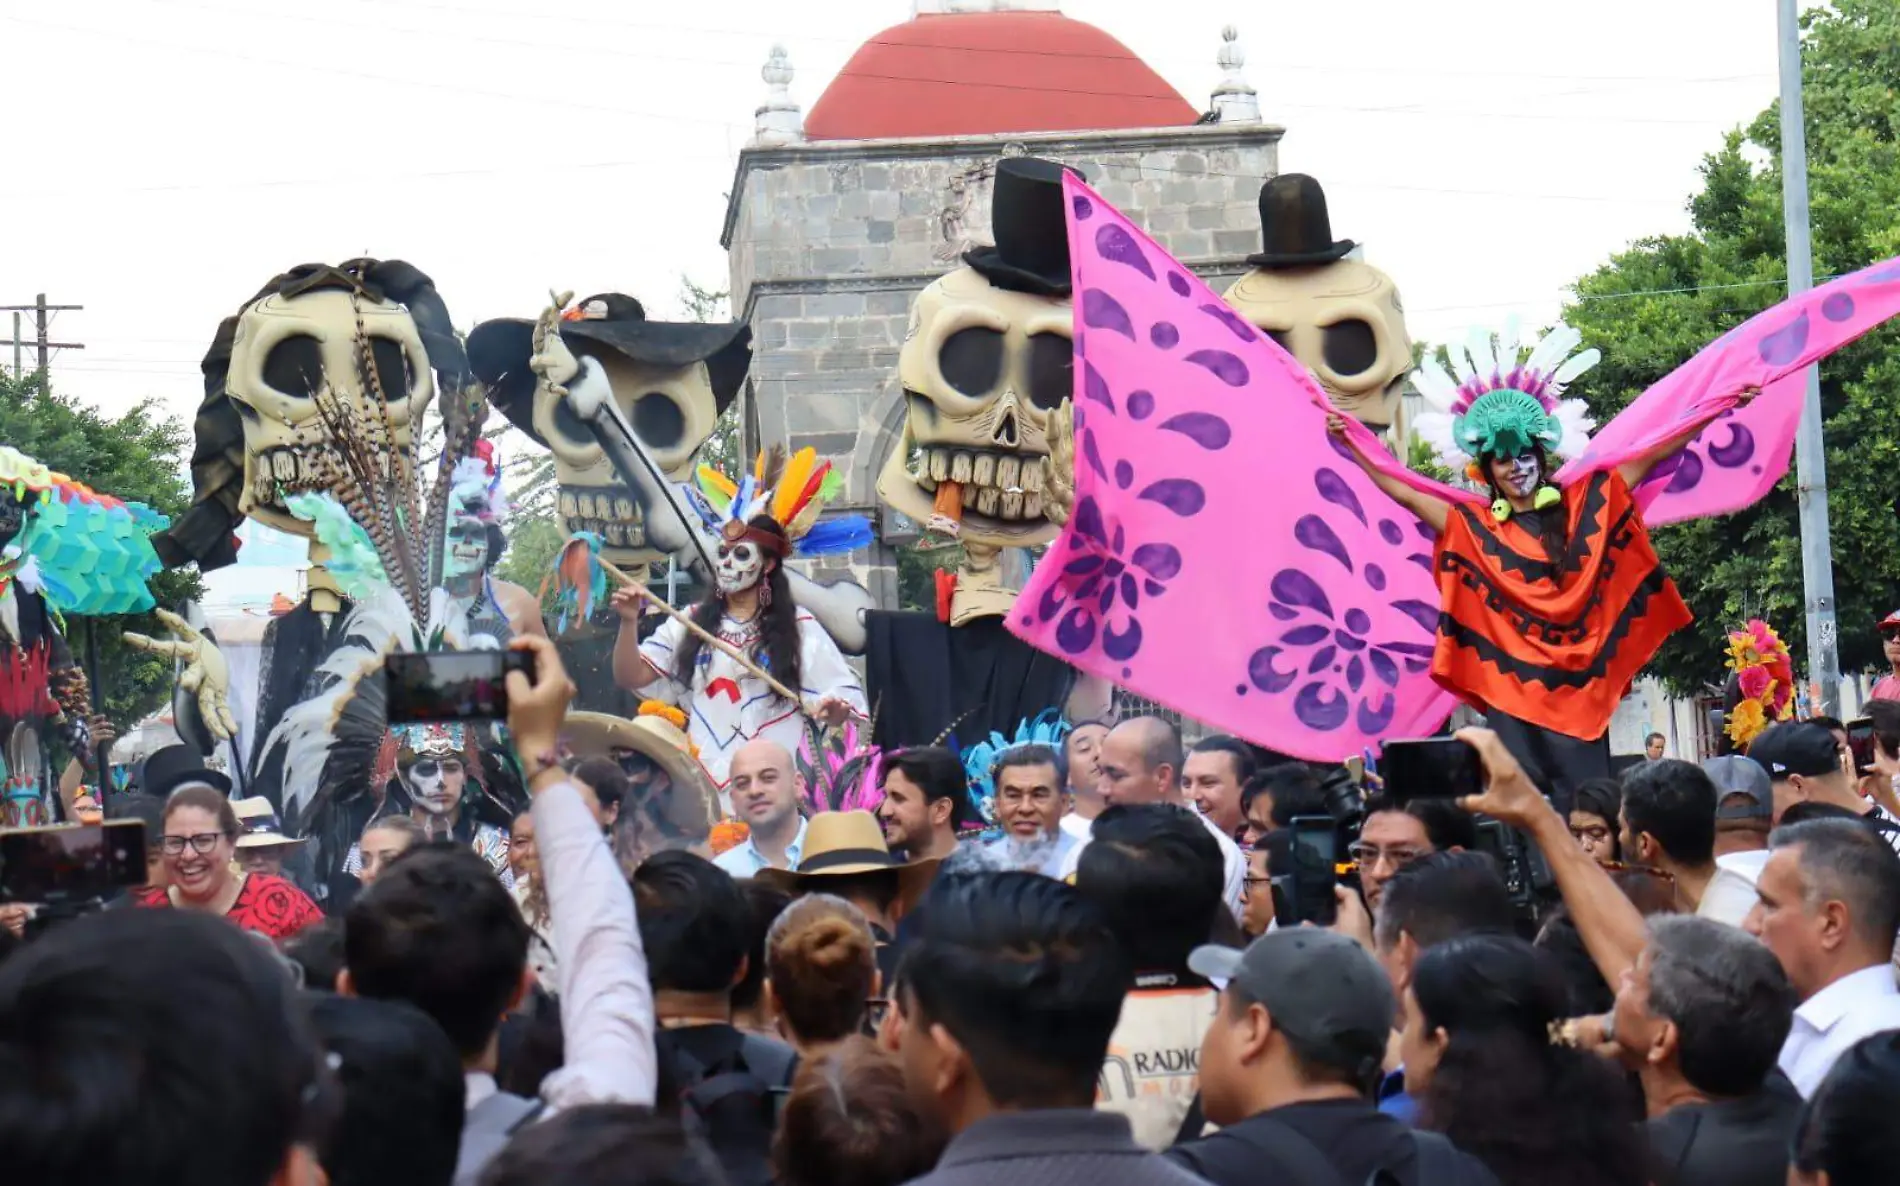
[468,293,752,446]
[1247,173,1356,268]
[963,156,1079,298]
[137,743,232,802]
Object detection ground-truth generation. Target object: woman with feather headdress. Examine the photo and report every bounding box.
[608,447,871,796]
[1327,321,1755,799]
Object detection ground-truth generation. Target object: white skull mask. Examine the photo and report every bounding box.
[877,267,1067,548]
[538,350,718,569]
[1222,259,1412,431]
[404,756,464,816]
[443,513,490,579]
[715,538,767,596]
[226,289,430,540]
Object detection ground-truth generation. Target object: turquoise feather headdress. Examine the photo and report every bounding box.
[961,709,1072,827]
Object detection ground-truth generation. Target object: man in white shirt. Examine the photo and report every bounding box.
[1744,817,1900,1096]
[1060,719,1112,843]
[1058,717,1245,917]
[984,744,1080,878]
[713,739,808,877]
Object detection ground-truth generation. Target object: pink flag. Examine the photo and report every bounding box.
[1008,177,1458,761]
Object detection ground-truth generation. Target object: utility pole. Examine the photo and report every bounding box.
[0,294,84,378]
[1779,0,1840,717]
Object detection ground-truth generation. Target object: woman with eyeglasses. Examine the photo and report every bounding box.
[1568,778,1623,867]
[134,786,322,940]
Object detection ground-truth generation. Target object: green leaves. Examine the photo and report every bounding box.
[1553,0,1900,693]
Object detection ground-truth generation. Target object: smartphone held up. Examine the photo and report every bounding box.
[385,649,536,725]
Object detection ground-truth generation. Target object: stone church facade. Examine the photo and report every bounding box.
[722,5,1281,606]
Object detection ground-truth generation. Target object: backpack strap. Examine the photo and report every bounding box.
[1172,1092,1207,1147]
[1410,1130,1501,1186]
[1177,1113,1350,1186]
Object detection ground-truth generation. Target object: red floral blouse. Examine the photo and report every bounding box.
[134,873,323,941]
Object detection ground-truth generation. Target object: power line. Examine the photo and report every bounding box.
[1,296,84,378]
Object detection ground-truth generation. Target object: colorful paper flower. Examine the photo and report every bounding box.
[1725,618,1794,747]
[709,819,750,856]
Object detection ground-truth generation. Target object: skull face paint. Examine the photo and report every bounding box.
[1491,451,1542,499]
[715,539,766,596]
[1222,260,1412,432]
[443,515,490,579]
[877,267,1066,548]
[0,495,24,548]
[405,756,466,817]
[226,289,430,541]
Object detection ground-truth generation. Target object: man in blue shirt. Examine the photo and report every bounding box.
[714,739,807,877]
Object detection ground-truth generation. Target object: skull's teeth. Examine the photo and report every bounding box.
[995,456,1020,490]
[928,450,949,482]
[975,487,1000,516]
[1023,491,1043,519]
[959,483,980,509]
[972,453,996,487]
[1000,490,1024,519]
[1022,462,1044,493]
[949,452,973,484]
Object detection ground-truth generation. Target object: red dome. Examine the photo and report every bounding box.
[805,12,1199,142]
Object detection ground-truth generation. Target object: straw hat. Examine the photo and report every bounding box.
[231,796,306,850]
[564,708,716,818]
[758,810,941,911]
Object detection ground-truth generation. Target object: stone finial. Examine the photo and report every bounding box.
[754,43,803,147]
[1210,25,1261,125]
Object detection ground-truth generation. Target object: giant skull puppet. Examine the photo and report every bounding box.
[1221,174,1413,435]
[469,294,750,574]
[877,156,1076,624]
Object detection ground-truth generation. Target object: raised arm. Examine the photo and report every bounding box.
[609,592,663,692]
[1616,386,1760,489]
[1456,727,1647,987]
[506,634,656,1108]
[1325,414,1452,534]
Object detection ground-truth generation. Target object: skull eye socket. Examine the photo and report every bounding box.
[366,337,413,401]
[262,334,325,398]
[939,327,1005,397]
[1322,320,1379,377]
[632,392,686,450]
[1026,333,1074,411]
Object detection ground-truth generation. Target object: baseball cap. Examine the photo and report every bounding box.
[1703,755,1773,821]
[1879,609,1900,633]
[1745,722,1841,781]
[1188,929,1394,1078]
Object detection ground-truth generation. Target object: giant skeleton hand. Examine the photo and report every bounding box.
[124,609,238,743]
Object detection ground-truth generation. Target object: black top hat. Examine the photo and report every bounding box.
[467,294,752,445]
[964,157,1078,298]
[1247,173,1356,268]
[136,743,232,802]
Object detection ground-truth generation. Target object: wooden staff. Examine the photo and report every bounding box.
[596,557,808,710]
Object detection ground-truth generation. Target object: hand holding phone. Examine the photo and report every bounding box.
[1379,737,1484,803]
[385,650,535,724]
[1448,727,1550,830]
[1281,815,1339,927]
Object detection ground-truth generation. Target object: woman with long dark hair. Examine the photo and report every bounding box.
[1401,933,1647,1186]
[611,461,870,798]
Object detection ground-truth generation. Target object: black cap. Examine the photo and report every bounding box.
[135,744,232,801]
[1746,722,1842,781]
[962,156,1078,297]
[1703,755,1773,820]
[1188,930,1393,1080]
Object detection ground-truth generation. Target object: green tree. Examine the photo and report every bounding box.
[1556,0,1900,694]
[0,370,202,727]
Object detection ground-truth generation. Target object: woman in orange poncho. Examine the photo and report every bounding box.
[1328,322,1754,803]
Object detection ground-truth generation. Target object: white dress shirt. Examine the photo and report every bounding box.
[1694,850,1772,928]
[532,780,657,1109]
[713,816,808,878]
[1057,803,1246,918]
[1778,963,1900,1097]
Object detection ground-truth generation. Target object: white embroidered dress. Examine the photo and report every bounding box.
[638,608,866,792]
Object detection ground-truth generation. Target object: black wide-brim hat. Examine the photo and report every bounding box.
[137,743,233,802]
[467,293,752,444]
[1247,173,1356,268]
[963,156,1079,298]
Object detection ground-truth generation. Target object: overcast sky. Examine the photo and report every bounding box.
[2,0,1783,432]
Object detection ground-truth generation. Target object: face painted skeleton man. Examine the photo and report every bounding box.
[343,723,512,885]
[1221,174,1413,436]
[878,156,1077,625]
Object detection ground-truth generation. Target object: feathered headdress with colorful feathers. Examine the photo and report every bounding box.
[797,718,885,815]
[960,709,1072,827]
[686,446,873,559]
[1412,318,1599,474]
[0,444,168,617]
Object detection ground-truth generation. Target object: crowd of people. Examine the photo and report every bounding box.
[6,629,1900,1186]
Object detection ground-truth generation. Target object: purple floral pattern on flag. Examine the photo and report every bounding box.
[1008,176,1458,760]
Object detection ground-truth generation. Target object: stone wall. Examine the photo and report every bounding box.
[722,123,1284,607]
